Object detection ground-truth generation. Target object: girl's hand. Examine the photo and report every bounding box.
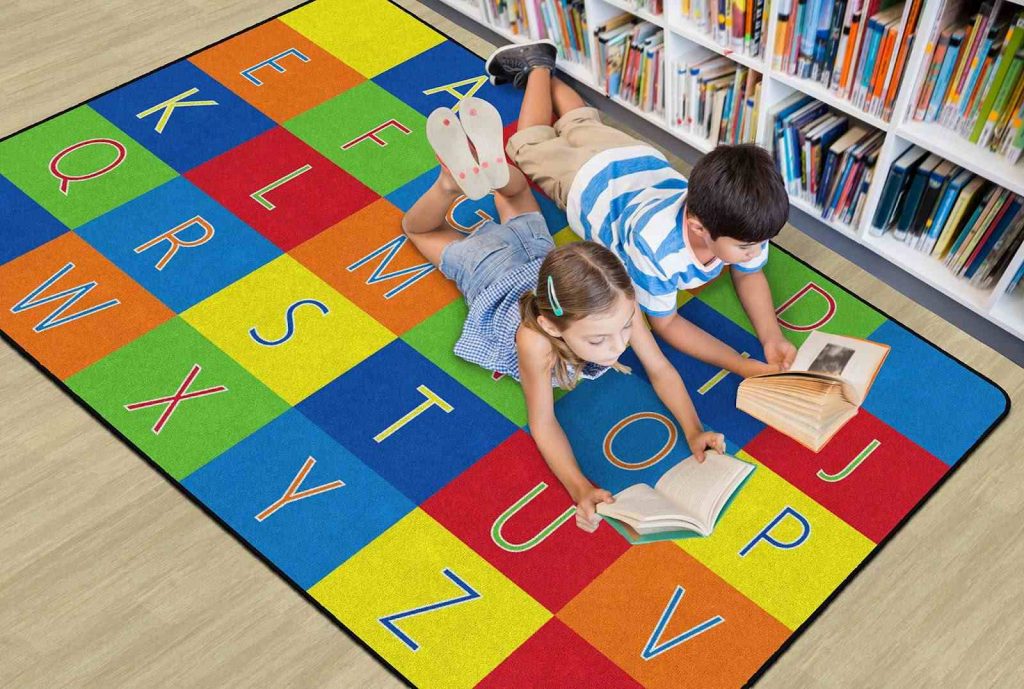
[687,431,725,462]
[574,487,615,532]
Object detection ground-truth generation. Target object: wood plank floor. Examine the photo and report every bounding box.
[1,1,1022,687]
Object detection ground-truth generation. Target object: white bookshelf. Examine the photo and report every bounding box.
[441,0,1024,342]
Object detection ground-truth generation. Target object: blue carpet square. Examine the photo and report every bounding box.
[373,41,523,123]
[183,409,414,589]
[554,370,745,495]
[0,175,68,266]
[298,339,516,503]
[621,298,767,448]
[90,60,275,172]
[863,320,1007,465]
[75,177,280,312]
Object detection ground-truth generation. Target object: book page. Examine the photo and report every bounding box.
[653,454,754,535]
[790,331,890,403]
[596,484,698,530]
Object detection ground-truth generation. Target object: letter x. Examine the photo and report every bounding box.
[124,364,227,434]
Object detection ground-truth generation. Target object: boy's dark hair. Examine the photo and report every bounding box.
[685,143,789,243]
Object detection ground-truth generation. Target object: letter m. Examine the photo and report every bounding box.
[346,235,434,299]
[10,262,120,332]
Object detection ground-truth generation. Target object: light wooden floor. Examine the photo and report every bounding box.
[1,1,1022,687]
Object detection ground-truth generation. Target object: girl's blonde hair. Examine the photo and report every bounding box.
[519,241,635,389]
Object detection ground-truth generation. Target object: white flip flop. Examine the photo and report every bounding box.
[458,96,509,191]
[426,107,490,201]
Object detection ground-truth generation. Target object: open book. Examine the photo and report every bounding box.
[737,331,890,452]
[596,453,755,544]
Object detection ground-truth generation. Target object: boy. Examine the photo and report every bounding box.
[485,40,796,376]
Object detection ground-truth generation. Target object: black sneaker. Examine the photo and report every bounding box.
[484,39,557,89]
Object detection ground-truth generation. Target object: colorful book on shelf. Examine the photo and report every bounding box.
[893,153,940,241]
[955,189,1016,274]
[774,0,794,70]
[979,47,1024,148]
[798,0,825,78]
[964,195,1023,278]
[954,10,1005,125]
[971,15,1024,142]
[823,129,873,222]
[919,167,972,254]
[926,27,966,121]
[959,29,1005,134]
[821,0,850,85]
[933,176,990,258]
[837,0,867,96]
[940,3,992,125]
[908,159,956,246]
[972,207,1024,287]
[947,186,1005,269]
[753,0,766,56]
[831,0,860,88]
[915,27,954,119]
[831,131,882,222]
[882,0,925,117]
[870,144,928,234]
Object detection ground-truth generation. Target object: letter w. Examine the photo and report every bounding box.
[10,262,119,332]
[347,236,434,299]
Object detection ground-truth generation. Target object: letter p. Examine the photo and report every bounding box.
[739,506,810,557]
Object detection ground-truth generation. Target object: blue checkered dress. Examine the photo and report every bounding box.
[453,257,610,387]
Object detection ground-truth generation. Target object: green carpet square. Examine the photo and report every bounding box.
[284,80,434,196]
[66,317,288,480]
[697,248,887,346]
[0,106,176,228]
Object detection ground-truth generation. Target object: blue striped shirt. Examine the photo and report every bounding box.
[566,145,769,316]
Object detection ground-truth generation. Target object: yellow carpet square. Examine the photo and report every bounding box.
[181,254,394,405]
[282,0,444,77]
[677,450,875,630]
[309,509,550,688]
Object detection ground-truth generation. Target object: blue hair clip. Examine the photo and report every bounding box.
[547,275,563,317]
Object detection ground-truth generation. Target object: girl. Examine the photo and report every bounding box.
[403,97,724,531]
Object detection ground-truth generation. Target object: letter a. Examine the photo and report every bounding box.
[422,76,488,112]
[641,586,724,660]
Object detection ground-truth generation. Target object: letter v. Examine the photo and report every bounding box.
[641,586,724,661]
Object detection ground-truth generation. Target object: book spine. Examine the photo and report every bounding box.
[972,19,1024,142]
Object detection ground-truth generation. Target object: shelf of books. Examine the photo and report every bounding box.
[441,0,1024,341]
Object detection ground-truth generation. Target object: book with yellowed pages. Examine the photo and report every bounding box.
[737,331,891,452]
[595,453,756,544]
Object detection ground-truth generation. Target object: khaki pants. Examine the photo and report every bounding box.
[505,107,640,209]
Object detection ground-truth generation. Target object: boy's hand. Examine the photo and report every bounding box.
[687,431,726,462]
[763,336,797,371]
[738,357,778,378]
[574,487,614,532]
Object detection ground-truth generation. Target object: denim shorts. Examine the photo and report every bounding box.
[440,211,554,304]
